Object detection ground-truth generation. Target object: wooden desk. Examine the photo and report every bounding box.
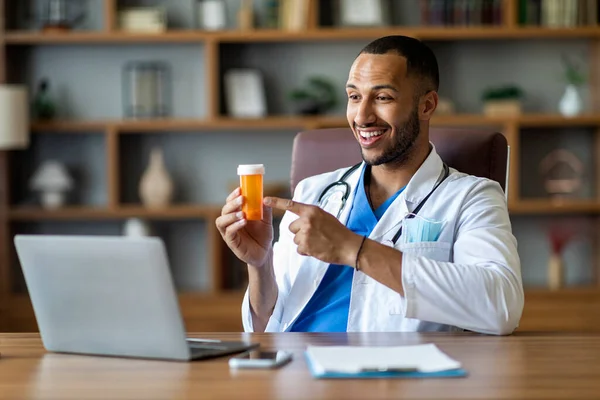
[0,332,598,399]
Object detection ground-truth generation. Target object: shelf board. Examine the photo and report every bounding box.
[118,116,348,132]
[4,30,211,44]
[8,205,221,221]
[11,200,600,221]
[115,118,222,132]
[524,287,600,296]
[30,120,110,132]
[218,26,600,42]
[29,114,600,134]
[9,206,116,220]
[30,116,350,133]
[6,27,600,45]
[432,114,507,126]
[115,205,221,219]
[509,199,600,214]
[518,114,600,127]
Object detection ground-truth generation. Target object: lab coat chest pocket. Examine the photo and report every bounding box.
[396,240,453,262]
[382,240,452,317]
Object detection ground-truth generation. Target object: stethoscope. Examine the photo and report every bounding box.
[317,162,450,245]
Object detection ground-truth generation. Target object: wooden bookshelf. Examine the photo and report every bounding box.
[3,0,600,333]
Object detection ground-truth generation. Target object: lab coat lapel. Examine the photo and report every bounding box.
[280,163,365,331]
[369,145,445,242]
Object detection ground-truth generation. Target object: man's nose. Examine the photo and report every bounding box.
[354,100,376,126]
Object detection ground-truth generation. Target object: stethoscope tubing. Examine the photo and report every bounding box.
[318,162,450,244]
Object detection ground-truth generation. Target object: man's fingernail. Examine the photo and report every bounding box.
[236,212,243,218]
[264,198,271,205]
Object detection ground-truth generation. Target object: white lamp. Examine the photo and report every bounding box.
[0,85,29,149]
[29,160,74,209]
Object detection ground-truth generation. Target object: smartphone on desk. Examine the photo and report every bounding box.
[229,350,293,369]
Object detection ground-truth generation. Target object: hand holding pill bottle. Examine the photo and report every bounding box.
[237,164,265,221]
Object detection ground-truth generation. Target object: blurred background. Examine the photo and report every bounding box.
[1,0,599,333]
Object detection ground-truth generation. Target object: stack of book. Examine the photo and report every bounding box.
[420,0,504,26]
[118,7,167,33]
[519,0,599,27]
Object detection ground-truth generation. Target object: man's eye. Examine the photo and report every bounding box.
[348,94,360,100]
[377,96,391,101]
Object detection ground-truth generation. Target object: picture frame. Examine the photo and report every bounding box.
[224,69,267,118]
[338,0,390,27]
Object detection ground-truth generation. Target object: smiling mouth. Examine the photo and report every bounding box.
[358,129,387,139]
[356,127,390,146]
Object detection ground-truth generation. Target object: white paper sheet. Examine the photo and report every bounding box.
[305,344,462,374]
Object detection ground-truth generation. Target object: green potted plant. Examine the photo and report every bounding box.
[481,85,524,117]
[288,76,337,115]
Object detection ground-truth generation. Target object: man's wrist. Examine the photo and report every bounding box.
[248,247,274,270]
[342,233,366,267]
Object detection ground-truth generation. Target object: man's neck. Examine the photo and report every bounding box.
[367,141,431,209]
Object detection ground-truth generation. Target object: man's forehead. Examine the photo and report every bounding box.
[348,53,407,84]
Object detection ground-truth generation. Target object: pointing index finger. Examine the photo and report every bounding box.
[264,197,310,215]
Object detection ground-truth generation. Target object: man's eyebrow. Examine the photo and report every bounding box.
[345,83,399,92]
[371,84,399,92]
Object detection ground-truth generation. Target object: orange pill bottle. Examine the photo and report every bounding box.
[237,164,265,221]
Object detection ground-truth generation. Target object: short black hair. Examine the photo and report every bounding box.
[359,35,439,94]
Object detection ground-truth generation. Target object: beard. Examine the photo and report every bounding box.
[361,106,420,167]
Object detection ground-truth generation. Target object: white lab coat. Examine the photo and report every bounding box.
[241,144,524,335]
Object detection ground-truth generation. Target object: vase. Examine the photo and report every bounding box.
[547,252,563,291]
[237,0,253,30]
[139,147,174,208]
[558,84,582,117]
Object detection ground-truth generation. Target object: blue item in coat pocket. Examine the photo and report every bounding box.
[401,215,444,243]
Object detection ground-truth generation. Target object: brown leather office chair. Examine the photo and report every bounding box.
[290,127,509,195]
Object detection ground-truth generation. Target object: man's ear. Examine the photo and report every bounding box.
[419,91,438,121]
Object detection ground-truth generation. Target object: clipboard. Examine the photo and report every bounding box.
[304,344,468,379]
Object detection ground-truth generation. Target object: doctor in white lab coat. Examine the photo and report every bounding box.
[216,35,524,335]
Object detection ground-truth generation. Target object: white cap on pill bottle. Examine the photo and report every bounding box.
[237,164,265,175]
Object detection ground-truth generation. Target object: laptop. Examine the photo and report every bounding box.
[14,234,258,361]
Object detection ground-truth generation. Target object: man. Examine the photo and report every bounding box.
[216,35,524,335]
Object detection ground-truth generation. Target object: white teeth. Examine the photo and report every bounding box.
[359,130,386,138]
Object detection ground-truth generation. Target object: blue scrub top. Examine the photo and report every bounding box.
[289,166,405,332]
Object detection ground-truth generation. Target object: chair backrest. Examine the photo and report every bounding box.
[290,127,508,194]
